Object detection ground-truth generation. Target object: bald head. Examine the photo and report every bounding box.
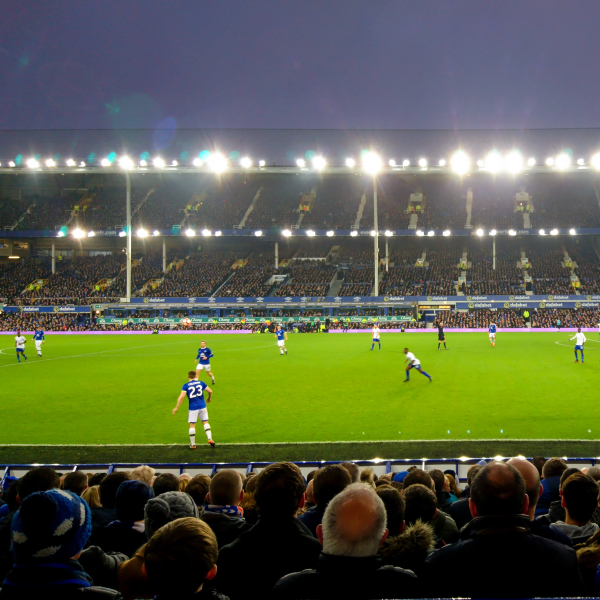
[470,462,527,517]
[507,458,541,514]
[208,470,243,506]
[320,483,388,558]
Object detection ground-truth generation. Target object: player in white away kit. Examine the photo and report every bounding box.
[403,348,432,383]
[14,331,27,363]
[370,325,381,351]
[571,328,586,363]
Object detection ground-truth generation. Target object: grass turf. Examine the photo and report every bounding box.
[2,330,600,456]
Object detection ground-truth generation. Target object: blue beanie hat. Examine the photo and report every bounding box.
[393,471,409,483]
[11,489,91,562]
[115,480,154,524]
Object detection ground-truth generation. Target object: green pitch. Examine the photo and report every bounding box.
[1,331,599,446]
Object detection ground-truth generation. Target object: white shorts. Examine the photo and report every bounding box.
[35,341,43,349]
[189,408,208,423]
[489,333,496,339]
[277,340,285,347]
[196,363,211,372]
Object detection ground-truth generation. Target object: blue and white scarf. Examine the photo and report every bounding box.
[202,505,243,517]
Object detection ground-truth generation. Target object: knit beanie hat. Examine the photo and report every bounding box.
[144,491,199,539]
[115,480,154,524]
[393,471,409,483]
[11,489,91,562]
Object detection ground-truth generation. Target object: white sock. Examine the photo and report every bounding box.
[204,422,212,441]
[189,428,196,446]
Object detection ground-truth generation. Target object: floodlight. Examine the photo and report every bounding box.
[193,157,203,167]
[555,153,570,170]
[140,159,148,167]
[476,228,484,236]
[45,159,56,167]
[527,157,536,166]
[416,230,424,237]
[185,228,195,237]
[509,229,517,236]
[443,230,451,237]
[577,158,585,166]
[370,230,376,236]
[119,156,133,169]
[66,159,76,167]
[402,159,410,167]
[485,151,502,173]
[215,231,222,236]
[87,231,95,238]
[153,157,165,168]
[27,158,39,169]
[362,151,382,174]
[202,229,212,236]
[118,231,126,237]
[427,231,435,237]
[545,157,555,166]
[100,158,111,167]
[240,157,252,168]
[550,228,559,235]
[490,229,497,236]
[282,229,292,237]
[591,154,600,170]
[152,230,160,237]
[137,228,148,238]
[505,151,523,173]
[418,158,427,168]
[296,158,306,168]
[476,160,484,167]
[350,230,358,237]
[79,161,86,167]
[345,158,355,168]
[539,229,546,235]
[72,228,85,239]
[171,160,178,166]
[306,230,316,236]
[259,160,266,167]
[451,151,470,174]
[438,159,446,166]
[326,230,335,237]
[254,230,263,236]
[389,159,396,167]
[8,161,15,167]
[312,156,326,170]
[569,228,577,235]
[384,230,393,237]
[57,231,65,238]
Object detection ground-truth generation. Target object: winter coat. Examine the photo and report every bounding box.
[378,520,435,576]
[215,516,321,599]
[435,491,456,512]
[90,508,117,544]
[552,521,599,542]
[537,475,561,515]
[297,504,326,538]
[200,511,253,549]
[428,509,459,544]
[272,553,420,599]
[424,514,585,598]
[96,521,146,559]
[444,497,473,530]
[78,545,128,590]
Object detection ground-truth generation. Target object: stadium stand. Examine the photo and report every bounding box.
[275,262,336,297]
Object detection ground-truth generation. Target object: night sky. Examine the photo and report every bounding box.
[1,0,600,131]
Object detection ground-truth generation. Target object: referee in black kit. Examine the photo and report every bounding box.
[436,320,448,350]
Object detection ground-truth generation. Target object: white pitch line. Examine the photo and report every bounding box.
[555,339,600,350]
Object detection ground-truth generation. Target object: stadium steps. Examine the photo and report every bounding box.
[328,277,344,297]
[465,188,473,229]
[408,213,418,229]
[352,191,367,229]
[129,188,156,221]
[5,199,36,231]
[523,212,532,229]
[237,186,263,228]
[211,270,237,297]
[294,211,305,229]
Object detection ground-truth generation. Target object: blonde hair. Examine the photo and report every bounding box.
[445,474,462,497]
[130,465,155,486]
[360,467,376,489]
[179,478,189,492]
[82,485,102,508]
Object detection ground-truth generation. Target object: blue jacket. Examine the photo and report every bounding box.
[537,476,561,515]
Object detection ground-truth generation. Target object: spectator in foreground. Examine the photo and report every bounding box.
[186,474,211,509]
[216,462,321,599]
[446,465,481,530]
[130,465,155,487]
[200,469,252,548]
[118,491,199,600]
[0,489,120,599]
[429,468,456,511]
[299,464,352,537]
[144,517,227,600]
[64,471,89,497]
[551,473,600,541]
[273,483,419,599]
[538,457,569,515]
[546,467,581,523]
[424,462,585,598]
[152,473,180,497]
[91,472,130,543]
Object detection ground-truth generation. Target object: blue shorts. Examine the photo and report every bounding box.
[575,345,584,351]
[16,348,24,354]
[373,338,380,342]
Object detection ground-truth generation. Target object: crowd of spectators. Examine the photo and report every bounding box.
[417,180,467,230]
[0,198,33,229]
[301,177,363,230]
[0,262,49,303]
[275,263,336,297]
[530,308,600,329]
[423,248,461,296]
[338,266,374,297]
[440,308,527,329]
[360,177,413,230]
[466,246,524,295]
[529,245,575,295]
[0,313,90,331]
[2,458,599,598]
[19,194,73,230]
[294,241,334,258]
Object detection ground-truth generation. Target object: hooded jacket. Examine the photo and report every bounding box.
[552,521,599,541]
[378,520,435,576]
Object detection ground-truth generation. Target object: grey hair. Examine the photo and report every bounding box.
[321,483,387,557]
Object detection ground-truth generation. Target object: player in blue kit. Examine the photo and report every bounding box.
[275,324,288,355]
[489,322,497,347]
[173,370,215,449]
[195,340,215,384]
[33,328,45,357]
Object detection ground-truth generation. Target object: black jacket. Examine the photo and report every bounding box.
[215,516,321,599]
[273,553,419,599]
[95,522,146,559]
[297,505,326,538]
[200,511,253,549]
[424,514,585,598]
[444,497,473,530]
[435,491,454,513]
[90,508,117,545]
[78,545,128,590]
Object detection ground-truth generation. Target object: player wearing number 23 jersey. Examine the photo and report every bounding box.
[173,371,215,449]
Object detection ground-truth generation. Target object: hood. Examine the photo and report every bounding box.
[379,520,435,558]
[552,521,599,539]
[461,514,531,538]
